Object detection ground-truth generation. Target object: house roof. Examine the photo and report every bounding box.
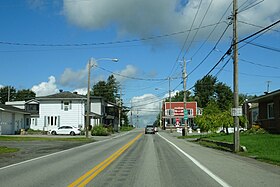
[0,104,30,114]
[248,89,280,103]
[36,91,86,100]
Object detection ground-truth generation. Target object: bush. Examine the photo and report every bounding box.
[91,125,110,136]
[26,129,44,135]
[244,127,268,134]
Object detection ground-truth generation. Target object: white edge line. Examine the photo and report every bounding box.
[0,131,131,171]
[157,133,231,187]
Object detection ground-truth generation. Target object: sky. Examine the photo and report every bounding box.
[0,0,280,127]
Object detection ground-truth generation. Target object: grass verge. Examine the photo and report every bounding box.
[182,133,280,165]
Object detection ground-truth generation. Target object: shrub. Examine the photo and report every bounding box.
[91,125,110,136]
[26,129,44,135]
[244,127,268,135]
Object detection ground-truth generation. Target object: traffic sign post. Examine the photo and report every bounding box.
[184,109,188,120]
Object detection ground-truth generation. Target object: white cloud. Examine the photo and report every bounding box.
[31,76,59,97]
[115,65,138,83]
[63,0,280,43]
[59,65,87,88]
[130,93,161,127]
[72,88,87,95]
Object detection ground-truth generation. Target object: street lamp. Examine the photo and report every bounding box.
[86,57,118,138]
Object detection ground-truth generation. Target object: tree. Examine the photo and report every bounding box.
[0,86,16,104]
[194,75,217,108]
[215,82,233,111]
[92,75,119,103]
[15,89,36,101]
[171,90,193,102]
[93,80,107,98]
[106,75,119,103]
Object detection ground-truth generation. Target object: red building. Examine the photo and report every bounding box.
[162,101,202,128]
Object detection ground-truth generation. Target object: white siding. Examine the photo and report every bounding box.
[0,111,13,134]
[92,102,102,115]
[14,113,25,132]
[37,100,85,131]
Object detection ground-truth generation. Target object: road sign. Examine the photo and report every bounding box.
[184,109,188,120]
[231,107,242,116]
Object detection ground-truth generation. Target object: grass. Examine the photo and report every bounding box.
[0,146,20,154]
[120,126,135,132]
[210,133,280,164]
[0,136,94,142]
[188,133,280,165]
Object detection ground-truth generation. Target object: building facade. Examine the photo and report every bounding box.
[0,104,30,135]
[162,101,202,128]
[248,89,280,133]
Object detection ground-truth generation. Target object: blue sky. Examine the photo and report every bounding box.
[1,0,280,126]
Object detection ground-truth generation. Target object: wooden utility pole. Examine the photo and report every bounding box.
[233,0,240,152]
[169,77,172,133]
[183,58,188,134]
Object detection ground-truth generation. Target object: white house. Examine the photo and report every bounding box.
[4,91,121,133]
[35,91,87,131]
[0,104,30,135]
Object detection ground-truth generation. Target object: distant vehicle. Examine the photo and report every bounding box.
[219,127,246,133]
[145,125,155,134]
[190,123,199,131]
[154,126,158,132]
[49,126,81,136]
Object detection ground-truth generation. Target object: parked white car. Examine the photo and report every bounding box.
[49,126,81,136]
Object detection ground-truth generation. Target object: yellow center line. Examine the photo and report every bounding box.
[68,133,143,187]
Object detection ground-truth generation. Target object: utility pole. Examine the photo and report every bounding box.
[183,58,188,134]
[118,87,122,132]
[169,77,172,133]
[7,86,10,102]
[233,0,240,152]
[266,81,271,93]
[130,100,133,127]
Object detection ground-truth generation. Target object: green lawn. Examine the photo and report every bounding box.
[201,133,280,165]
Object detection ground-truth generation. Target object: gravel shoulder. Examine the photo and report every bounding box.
[0,132,128,168]
[0,138,91,168]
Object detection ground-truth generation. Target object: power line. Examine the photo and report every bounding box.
[238,20,280,33]
[0,23,224,48]
[239,58,280,69]
[184,0,214,57]
[242,41,280,53]
[169,0,203,77]
[190,1,232,59]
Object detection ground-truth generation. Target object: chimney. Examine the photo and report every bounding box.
[73,91,78,94]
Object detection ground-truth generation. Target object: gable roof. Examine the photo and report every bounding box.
[36,91,86,100]
[0,104,30,114]
[248,89,280,103]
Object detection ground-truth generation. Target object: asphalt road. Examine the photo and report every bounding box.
[0,129,279,187]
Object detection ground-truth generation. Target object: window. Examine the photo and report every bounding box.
[267,103,274,119]
[47,116,58,126]
[165,109,174,116]
[64,102,69,111]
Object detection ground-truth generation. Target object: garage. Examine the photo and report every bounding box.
[0,104,30,135]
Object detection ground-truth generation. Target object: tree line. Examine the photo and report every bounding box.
[0,86,35,104]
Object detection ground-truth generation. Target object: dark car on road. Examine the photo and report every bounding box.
[145,125,155,134]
